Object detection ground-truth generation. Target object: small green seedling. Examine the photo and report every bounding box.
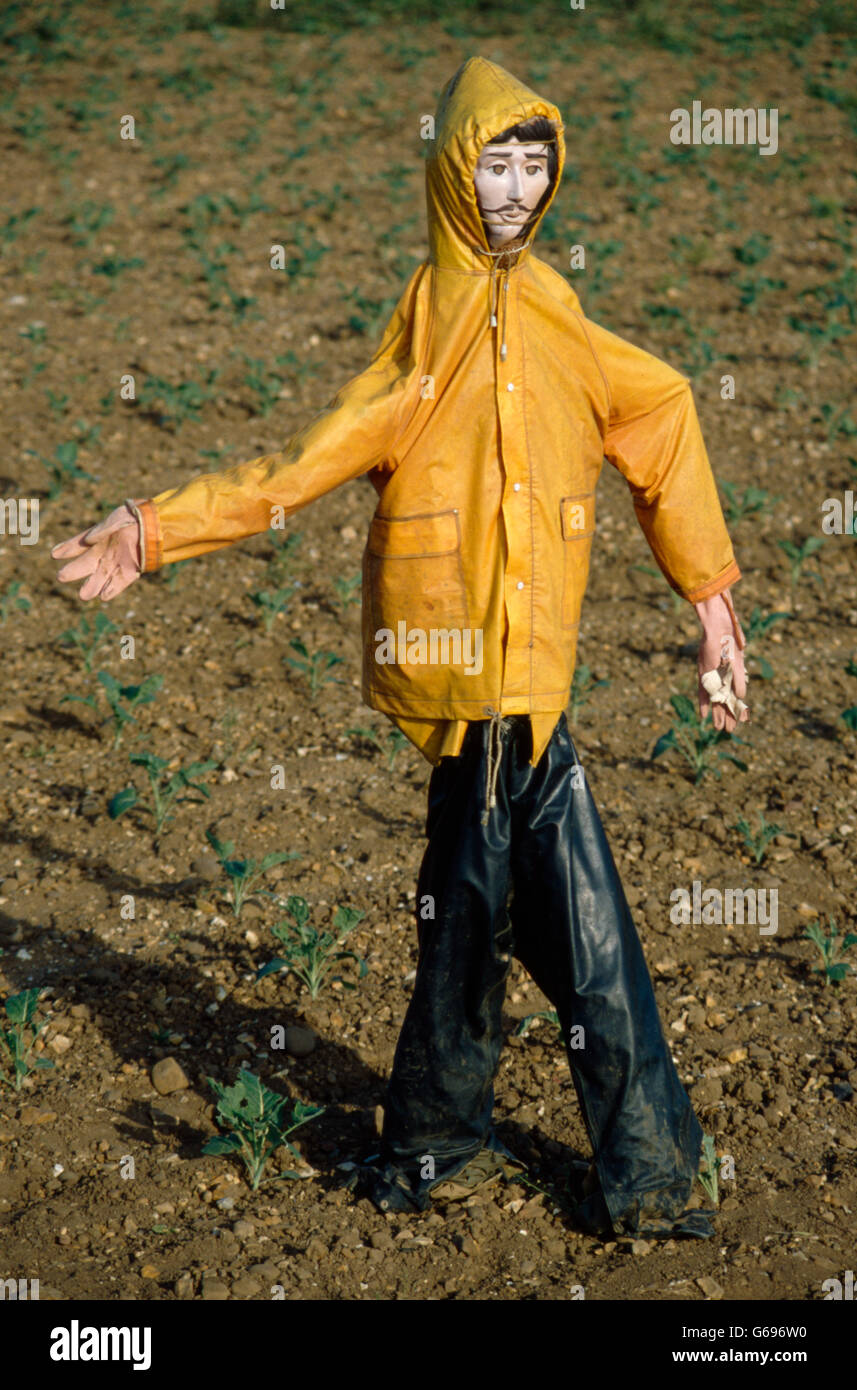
[697,1134,720,1206]
[57,610,117,671]
[568,664,609,724]
[137,368,220,431]
[718,480,777,524]
[205,829,300,919]
[285,639,344,696]
[743,606,790,680]
[60,670,164,747]
[788,306,853,371]
[651,693,748,784]
[257,897,367,999]
[247,584,296,634]
[0,989,56,1092]
[345,726,409,771]
[0,581,31,623]
[45,388,70,417]
[108,753,217,846]
[26,440,95,499]
[265,529,302,582]
[514,1009,561,1039]
[332,574,361,612]
[803,916,857,986]
[238,353,284,417]
[840,658,857,731]
[163,559,193,593]
[777,536,825,597]
[730,810,795,865]
[814,402,857,446]
[202,1069,324,1191]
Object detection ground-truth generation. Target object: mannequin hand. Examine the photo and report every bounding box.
[694,588,749,734]
[51,504,142,602]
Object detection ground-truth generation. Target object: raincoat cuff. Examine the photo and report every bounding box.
[126,498,163,572]
[682,558,741,605]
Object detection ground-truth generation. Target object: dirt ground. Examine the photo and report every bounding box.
[1,1,856,1301]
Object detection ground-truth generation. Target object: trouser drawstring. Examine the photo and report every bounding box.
[482,707,510,825]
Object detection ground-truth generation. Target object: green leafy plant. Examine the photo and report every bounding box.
[202,1069,324,1191]
[265,529,302,583]
[346,725,409,771]
[90,254,146,279]
[44,387,70,417]
[137,368,220,430]
[62,198,115,246]
[331,574,361,612]
[1,207,41,246]
[742,606,790,680]
[696,1134,719,1206]
[57,610,118,671]
[60,670,164,747]
[777,536,825,596]
[733,273,786,314]
[731,231,772,266]
[803,916,857,986]
[718,481,776,524]
[285,639,344,696]
[26,440,95,499]
[840,657,857,731]
[205,830,300,919]
[568,664,609,723]
[0,581,31,623]
[788,304,853,371]
[814,401,857,445]
[514,1009,561,1039]
[651,693,748,784]
[257,896,367,998]
[163,558,193,593]
[237,353,285,417]
[0,989,55,1092]
[108,753,218,846]
[340,284,400,338]
[247,584,296,634]
[730,810,794,865]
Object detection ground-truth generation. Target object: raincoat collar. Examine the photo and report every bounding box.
[425,55,566,276]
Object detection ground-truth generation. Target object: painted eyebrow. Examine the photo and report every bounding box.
[481,148,548,157]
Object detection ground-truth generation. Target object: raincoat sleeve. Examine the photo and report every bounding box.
[134,275,423,572]
[579,316,741,605]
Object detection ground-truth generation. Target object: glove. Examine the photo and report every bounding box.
[693,587,749,733]
[51,501,143,602]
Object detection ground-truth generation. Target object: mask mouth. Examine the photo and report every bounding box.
[476,168,557,251]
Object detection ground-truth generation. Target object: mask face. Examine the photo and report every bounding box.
[473,135,551,247]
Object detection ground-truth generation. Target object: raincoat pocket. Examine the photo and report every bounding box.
[560,492,595,630]
[367,508,470,636]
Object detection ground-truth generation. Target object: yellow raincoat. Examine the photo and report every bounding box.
[134,56,740,768]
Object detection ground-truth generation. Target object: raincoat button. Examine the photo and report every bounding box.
[506,382,514,392]
[513,482,521,492]
[516,581,524,590]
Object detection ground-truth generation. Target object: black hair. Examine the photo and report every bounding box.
[486,116,559,186]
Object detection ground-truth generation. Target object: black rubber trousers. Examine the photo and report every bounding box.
[358,712,712,1238]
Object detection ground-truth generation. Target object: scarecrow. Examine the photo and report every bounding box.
[53,57,749,1240]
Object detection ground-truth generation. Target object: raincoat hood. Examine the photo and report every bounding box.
[426,55,566,274]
